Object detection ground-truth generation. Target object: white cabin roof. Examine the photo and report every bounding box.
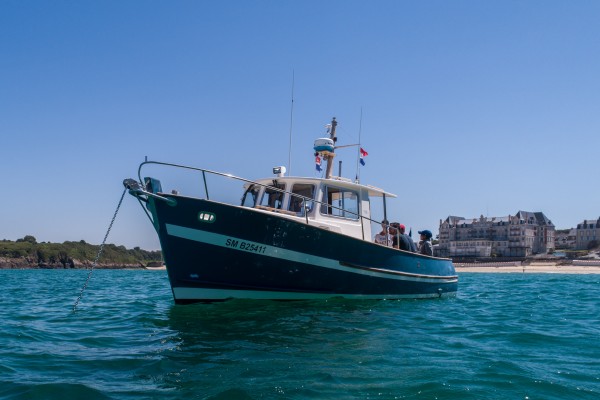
[248,176,397,198]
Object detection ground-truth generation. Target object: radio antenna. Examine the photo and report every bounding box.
[355,107,363,182]
[287,70,295,175]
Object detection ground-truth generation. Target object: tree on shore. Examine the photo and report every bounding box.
[0,238,161,266]
[16,235,37,244]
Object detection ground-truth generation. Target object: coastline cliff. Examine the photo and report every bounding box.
[0,236,162,270]
[0,257,149,269]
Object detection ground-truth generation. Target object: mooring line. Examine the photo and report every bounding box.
[72,187,127,312]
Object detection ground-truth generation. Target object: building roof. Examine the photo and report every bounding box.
[445,215,510,227]
[443,211,554,227]
[578,219,600,226]
[444,216,465,224]
[515,211,554,227]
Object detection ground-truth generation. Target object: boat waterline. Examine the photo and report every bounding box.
[172,286,456,301]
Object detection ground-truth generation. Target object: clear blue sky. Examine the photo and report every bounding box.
[2,1,599,250]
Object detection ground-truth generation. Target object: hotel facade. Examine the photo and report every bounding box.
[437,211,555,258]
[575,218,600,250]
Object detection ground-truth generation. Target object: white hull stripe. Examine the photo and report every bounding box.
[173,287,457,301]
[165,224,457,284]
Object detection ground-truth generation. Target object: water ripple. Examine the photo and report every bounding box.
[0,270,598,399]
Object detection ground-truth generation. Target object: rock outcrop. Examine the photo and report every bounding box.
[0,256,145,269]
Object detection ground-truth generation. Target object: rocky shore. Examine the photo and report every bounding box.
[0,257,147,270]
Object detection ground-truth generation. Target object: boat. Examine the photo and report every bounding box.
[123,118,458,303]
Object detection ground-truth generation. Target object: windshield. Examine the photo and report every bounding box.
[241,184,260,207]
[320,185,359,220]
[259,183,286,209]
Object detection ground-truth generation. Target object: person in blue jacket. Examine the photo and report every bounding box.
[417,230,433,256]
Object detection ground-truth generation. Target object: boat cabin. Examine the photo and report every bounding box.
[241,174,396,242]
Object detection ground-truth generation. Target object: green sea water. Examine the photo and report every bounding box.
[1,269,598,399]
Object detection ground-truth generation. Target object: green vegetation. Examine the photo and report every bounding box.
[0,236,162,267]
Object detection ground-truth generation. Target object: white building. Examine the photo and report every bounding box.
[575,218,600,250]
[438,211,555,258]
[555,229,576,249]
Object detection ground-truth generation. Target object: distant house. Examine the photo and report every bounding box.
[437,211,555,258]
[555,228,576,249]
[575,218,600,250]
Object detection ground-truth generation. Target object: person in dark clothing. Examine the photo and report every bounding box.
[418,230,433,256]
[398,233,413,252]
[398,224,417,252]
[392,222,413,251]
[389,222,400,249]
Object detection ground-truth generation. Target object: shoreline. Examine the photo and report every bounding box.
[455,263,600,274]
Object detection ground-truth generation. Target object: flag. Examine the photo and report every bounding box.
[359,147,368,166]
[315,155,322,172]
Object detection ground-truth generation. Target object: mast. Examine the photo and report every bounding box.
[324,117,337,179]
[287,70,295,175]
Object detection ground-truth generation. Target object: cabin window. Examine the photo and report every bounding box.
[241,184,260,207]
[259,182,285,209]
[288,183,315,214]
[320,185,359,220]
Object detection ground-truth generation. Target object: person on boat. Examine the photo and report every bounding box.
[392,223,414,252]
[390,222,402,249]
[290,197,302,212]
[374,220,393,246]
[417,230,434,256]
[389,222,400,249]
[398,224,417,252]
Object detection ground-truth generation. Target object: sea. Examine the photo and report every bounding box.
[1,270,598,400]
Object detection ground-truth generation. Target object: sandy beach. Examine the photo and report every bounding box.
[455,262,600,274]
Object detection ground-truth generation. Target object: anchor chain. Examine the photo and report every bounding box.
[72,187,127,312]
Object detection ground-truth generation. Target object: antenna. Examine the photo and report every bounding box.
[355,107,363,182]
[324,117,338,179]
[287,70,295,175]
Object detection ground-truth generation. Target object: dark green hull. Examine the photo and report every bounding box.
[147,195,458,303]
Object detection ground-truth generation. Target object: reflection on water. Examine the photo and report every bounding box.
[155,299,452,399]
[164,299,387,351]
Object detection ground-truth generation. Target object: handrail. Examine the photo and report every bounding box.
[135,160,389,243]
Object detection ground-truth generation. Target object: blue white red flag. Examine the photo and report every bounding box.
[359,147,368,166]
[315,155,322,172]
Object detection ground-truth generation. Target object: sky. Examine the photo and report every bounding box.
[1,1,599,250]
